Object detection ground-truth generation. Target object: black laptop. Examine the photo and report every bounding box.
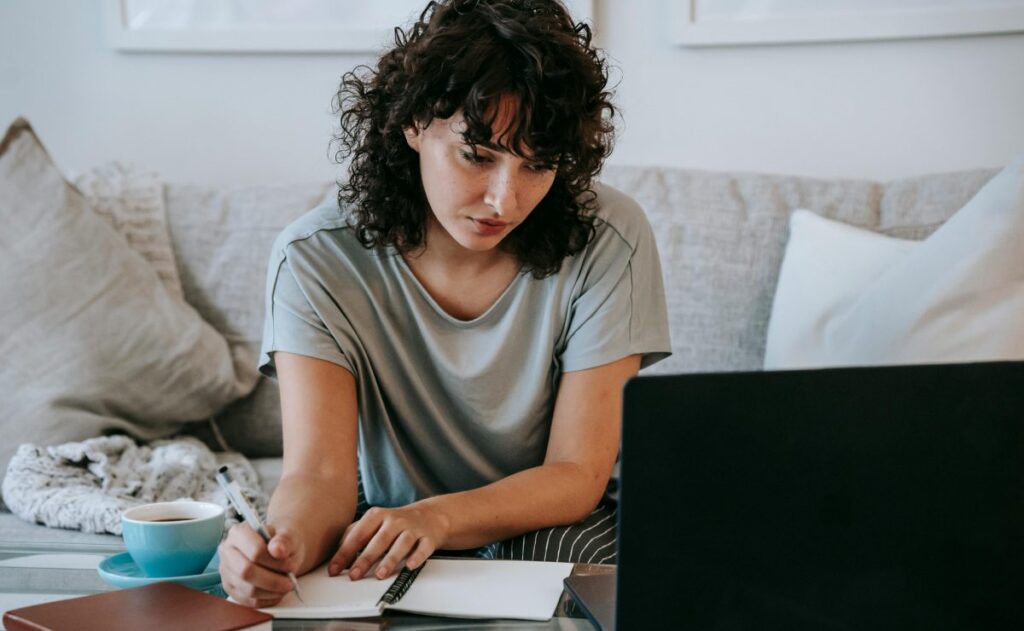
[569,361,1024,630]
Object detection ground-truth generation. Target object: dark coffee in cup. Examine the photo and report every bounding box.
[121,501,225,577]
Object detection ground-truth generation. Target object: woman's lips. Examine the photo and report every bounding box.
[471,218,509,236]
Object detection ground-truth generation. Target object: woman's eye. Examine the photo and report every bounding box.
[528,163,556,173]
[459,150,487,164]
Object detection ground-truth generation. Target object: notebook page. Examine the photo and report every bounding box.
[390,559,573,621]
[259,564,389,619]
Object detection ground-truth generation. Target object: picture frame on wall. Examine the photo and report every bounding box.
[672,0,1024,47]
[105,0,595,53]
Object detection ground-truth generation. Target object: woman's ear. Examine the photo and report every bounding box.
[403,125,421,153]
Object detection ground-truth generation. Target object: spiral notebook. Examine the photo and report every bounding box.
[259,559,573,621]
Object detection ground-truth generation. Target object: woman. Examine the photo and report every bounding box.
[220,0,670,608]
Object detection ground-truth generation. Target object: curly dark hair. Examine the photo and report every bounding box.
[332,0,617,278]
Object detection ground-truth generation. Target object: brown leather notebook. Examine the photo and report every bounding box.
[3,581,272,631]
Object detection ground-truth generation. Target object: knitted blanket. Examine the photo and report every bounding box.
[1,435,268,535]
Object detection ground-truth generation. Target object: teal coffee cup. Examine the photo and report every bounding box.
[121,501,225,577]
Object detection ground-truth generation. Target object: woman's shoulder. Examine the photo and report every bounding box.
[270,198,359,259]
[588,181,655,252]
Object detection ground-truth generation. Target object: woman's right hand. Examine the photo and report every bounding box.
[219,522,304,608]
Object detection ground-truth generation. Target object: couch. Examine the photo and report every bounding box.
[0,144,999,554]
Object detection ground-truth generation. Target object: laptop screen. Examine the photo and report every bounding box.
[618,361,1024,630]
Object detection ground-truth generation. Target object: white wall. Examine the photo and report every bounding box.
[2,1,1023,188]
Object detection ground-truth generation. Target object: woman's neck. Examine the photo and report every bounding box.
[401,217,523,321]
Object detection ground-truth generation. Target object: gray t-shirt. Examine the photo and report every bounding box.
[259,182,671,508]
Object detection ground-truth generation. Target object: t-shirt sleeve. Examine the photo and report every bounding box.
[258,250,356,379]
[558,204,672,373]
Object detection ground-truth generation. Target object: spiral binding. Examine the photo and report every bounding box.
[378,564,424,606]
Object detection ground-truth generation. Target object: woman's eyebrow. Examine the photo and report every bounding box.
[474,141,552,164]
[475,140,511,154]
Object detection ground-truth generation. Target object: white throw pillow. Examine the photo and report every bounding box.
[765,155,1024,369]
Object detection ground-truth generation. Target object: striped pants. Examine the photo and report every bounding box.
[490,501,618,564]
[356,483,618,565]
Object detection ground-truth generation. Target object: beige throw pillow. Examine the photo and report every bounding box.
[0,118,259,480]
[765,155,1024,369]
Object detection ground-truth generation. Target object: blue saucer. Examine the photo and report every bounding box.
[98,551,221,591]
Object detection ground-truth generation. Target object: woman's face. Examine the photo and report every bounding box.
[403,96,558,256]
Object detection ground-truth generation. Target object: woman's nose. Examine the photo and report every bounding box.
[483,168,518,217]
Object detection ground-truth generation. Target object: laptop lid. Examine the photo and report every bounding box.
[565,572,616,631]
[618,361,1024,630]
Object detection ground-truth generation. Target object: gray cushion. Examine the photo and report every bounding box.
[0,118,259,482]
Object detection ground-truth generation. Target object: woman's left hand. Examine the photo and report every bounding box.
[327,503,450,580]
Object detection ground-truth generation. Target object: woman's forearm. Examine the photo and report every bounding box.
[266,472,358,573]
[417,462,605,550]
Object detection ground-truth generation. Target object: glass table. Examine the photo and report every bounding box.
[0,541,607,630]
